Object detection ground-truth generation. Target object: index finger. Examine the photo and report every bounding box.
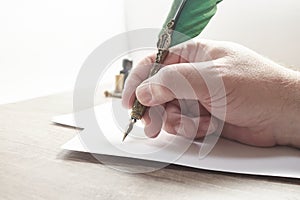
[122,38,226,105]
[121,54,155,109]
[121,46,190,109]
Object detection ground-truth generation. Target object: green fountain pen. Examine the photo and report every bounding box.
[122,0,188,141]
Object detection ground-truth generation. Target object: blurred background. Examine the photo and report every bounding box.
[0,0,299,104]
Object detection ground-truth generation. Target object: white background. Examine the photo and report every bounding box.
[1,0,299,104]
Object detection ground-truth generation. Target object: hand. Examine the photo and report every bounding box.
[122,39,300,148]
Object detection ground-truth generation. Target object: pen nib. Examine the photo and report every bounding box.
[122,118,136,142]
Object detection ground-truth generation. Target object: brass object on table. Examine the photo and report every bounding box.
[104,59,132,99]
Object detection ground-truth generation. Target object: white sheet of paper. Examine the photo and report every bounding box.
[53,100,300,178]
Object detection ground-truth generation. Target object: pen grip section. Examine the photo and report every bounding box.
[131,99,147,120]
[130,50,169,121]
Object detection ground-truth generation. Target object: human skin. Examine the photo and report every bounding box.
[122,39,300,148]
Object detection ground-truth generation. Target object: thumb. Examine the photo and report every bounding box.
[135,61,219,106]
[136,75,174,106]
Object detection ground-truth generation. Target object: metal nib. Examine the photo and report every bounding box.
[122,118,136,142]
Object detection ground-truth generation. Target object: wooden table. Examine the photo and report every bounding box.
[1,92,300,200]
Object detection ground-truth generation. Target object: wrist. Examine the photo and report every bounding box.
[275,70,300,148]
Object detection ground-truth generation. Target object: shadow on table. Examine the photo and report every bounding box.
[57,150,300,185]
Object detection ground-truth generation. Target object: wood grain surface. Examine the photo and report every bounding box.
[1,92,300,200]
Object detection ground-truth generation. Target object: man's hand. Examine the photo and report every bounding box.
[122,39,300,148]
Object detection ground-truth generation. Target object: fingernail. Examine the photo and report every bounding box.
[136,84,152,104]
